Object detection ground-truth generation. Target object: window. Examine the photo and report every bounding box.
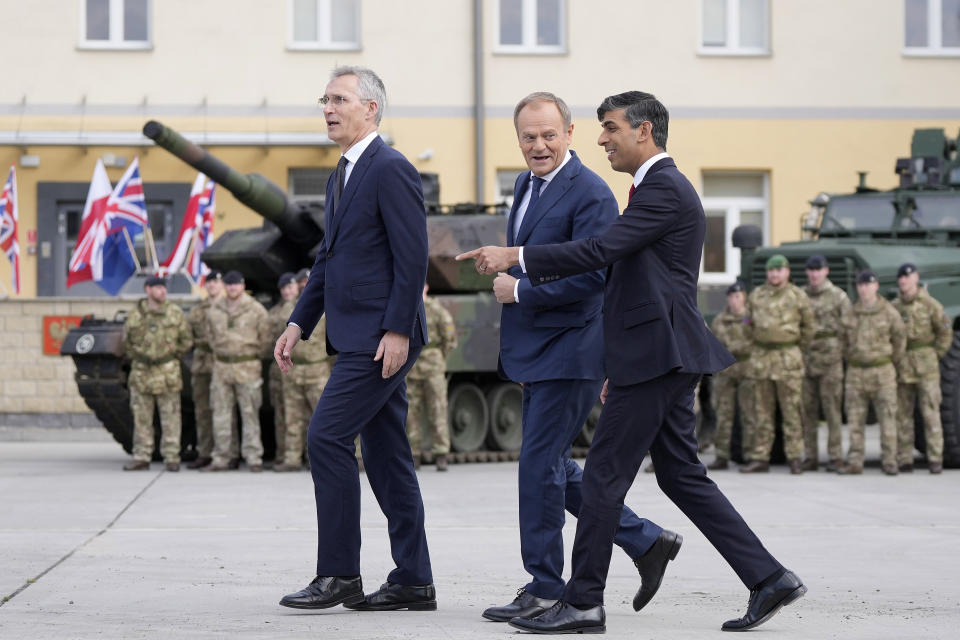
[496,0,565,54]
[79,0,151,50]
[904,0,960,56]
[700,0,769,56]
[289,0,361,50]
[496,169,527,207]
[699,172,769,284]
[289,167,333,203]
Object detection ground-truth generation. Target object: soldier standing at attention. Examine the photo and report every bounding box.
[893,263,951,474]
[295,268,310,294]
[839,270,906,475]
[122,276,193,471]
[802,255,852,472]
[708,281,753,470]
[741,254,814,475]
[185,270,229,469]
[266,272,300,467]
[406,283,457,471]
[202,270,271,472]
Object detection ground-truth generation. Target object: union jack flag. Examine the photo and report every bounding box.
[0,165,20,294]
[162,173,216,282]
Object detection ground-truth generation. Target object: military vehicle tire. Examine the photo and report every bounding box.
[575,400,602,447]
[936,333,960,468]
[448,383,489,453]
[485,383,523,451]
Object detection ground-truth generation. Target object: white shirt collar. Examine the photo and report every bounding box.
[530,150,573,187]
[632,152,670,187]
[342,130,380,165]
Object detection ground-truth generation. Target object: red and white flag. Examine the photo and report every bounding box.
[162,173,216,282]
[67,159,112,288]
[0,165,20,294]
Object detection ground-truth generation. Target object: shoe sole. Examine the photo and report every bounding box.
[344,600,437,611]
[279,592,365,610]
[482,606,550,622]
[721,584,807,632]
[633,533,683,612]
[508,621,605,634]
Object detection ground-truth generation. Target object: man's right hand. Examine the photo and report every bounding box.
[274,324,302,373]
[600,378,609,404]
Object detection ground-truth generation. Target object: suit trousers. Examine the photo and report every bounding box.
[564,371,783,606]
[520,379,662,599]
[306,347,432,585]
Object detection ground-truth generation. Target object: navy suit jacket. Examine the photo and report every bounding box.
[289,135,428,354]
[499,151,617,383]
[523,157,734,386]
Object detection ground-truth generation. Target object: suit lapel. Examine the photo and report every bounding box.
[506,172,529,247]
[327,136,384,248]
[515,153,581,246]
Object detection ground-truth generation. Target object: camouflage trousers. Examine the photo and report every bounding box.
[803,361,845,463]
[897,378,943,465]
[192,373,214,458]
[129,388,181,463]
[282,376,327,467]
[845,363,898,468]
[406,373,450,457]
[211,374,263,467]
[269,367,286,463]
[748,376,805,463]
[711,370,753,461]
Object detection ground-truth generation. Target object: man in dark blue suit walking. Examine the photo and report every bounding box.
[274,66,435,612]
[482,92,682,624]
[459,91,806,634]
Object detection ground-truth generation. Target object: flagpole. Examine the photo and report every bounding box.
[145,226,160,273]
[181,229,200,287]
[121,227,143,272]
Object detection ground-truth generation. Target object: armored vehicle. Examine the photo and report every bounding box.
[62,121,594,461]
[730,127,960,468]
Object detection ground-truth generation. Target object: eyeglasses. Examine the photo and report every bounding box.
[318,95,371,106]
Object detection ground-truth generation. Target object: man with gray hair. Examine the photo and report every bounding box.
[275,66,435,612]
[481,91,678,624]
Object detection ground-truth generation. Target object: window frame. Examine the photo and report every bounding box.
[698,172,770,285]
[77,0,153,51]
[494,0,567,56]
[287,0,362,51]
[903,0,960,57]
[697,0,771,58]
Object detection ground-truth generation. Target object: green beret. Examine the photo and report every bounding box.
[765,254,789,270]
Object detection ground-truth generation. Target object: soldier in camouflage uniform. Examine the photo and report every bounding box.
[893,263,951,474]
[203,270,271,472]
[801,255,852,472]
[839,270,906,475]
[742,254,815,474]
[185,271,231,469]
[406,284,457,471]
[122,276,193,471]
[266,272,300,466]
[708,281,753,470]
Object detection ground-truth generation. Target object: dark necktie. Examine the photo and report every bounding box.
[333,155,348,211]
[629,183,636,200]
[528,175,546,213]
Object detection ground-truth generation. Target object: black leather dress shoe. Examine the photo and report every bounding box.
[279,575,364,609]
[343,581,437,611]
[633,530,683,611]
[509,600,605,634]
[721,570,806,631]
[482,588,557,622]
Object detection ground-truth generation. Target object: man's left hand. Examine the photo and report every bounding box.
[374,330,410,379]
[493,272,517,304]
[455,246,521,274]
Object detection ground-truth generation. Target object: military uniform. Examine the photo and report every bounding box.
[893,287,951,468]
[266,297,297,462]
[843,297,906,471]
[406,296,457,464]
[279,313,335,469]
[802,279,852,466]
[207,292,270,468]
[124,298,192,464]
[709,306,754,463]
[746,282,815,465]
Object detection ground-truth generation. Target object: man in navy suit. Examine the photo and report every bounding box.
[274,66,435,612]
[482,92,681,624]
[459,91,805,634]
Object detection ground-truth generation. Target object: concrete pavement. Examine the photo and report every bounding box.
[0,436,958,639]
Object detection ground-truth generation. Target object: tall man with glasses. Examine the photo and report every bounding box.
[275,66,435,612]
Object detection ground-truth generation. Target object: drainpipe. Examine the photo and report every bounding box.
[474,0,485,204]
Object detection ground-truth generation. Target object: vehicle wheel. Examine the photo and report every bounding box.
[448,383,489,453]
[937,333,960,468]
[485,383,523,451]
[575,400,602,447]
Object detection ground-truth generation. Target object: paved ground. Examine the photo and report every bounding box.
[0,433,958,639]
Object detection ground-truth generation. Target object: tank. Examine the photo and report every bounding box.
[729,127,960,467]
[61,121,597,461]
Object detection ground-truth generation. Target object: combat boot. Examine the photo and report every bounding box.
[739,461,770,473]
[788,459,803,475]
[199,461,233,472]
[898,463,914,473]
[801,459,818,472]
[707,458,729,471]
[435,454,448,472]
[836,463,863,475]
[187,456,212,470]
[274,462,302,472]
[165,462,180,472]
[882,464,898,476]
[123,460,150,471]
[929,462,943,474]
[826,458,843,472]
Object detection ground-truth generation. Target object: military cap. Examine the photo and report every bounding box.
[295,268,310,281]
[765,254,789,270]
[206,270,223,281]
[144,275,166,287]
[804,254,828,270]
[897,263,917,278]
[277,272,297,289]
[223,270,244,284]
[726,281,746,295]
[856,269,878,284]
